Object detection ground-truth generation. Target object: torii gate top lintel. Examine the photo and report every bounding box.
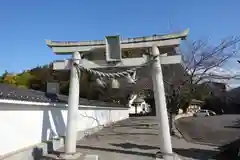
[45,29,189,55]
[46,29,189,69]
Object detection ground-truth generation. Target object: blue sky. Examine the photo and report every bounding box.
[0,0,240,80]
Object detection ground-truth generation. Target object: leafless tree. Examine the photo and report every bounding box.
[80,111,106,139]
[164,37,240,135]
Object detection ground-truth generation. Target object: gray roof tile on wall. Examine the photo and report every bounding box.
[0,84,125,108]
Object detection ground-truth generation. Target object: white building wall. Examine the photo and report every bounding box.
[0,102,129,156]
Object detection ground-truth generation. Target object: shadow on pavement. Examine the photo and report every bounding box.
[97,132,158,136]
[219,119,240,159]
[173,148,219,160]
[109,142,159,150]
[224,119,240,129]
[216,138,240,160]
[32,147,43,160]
[76,145,156,158]
[176,116,240,159]
[113,123,158,128]
[225,126,240,129]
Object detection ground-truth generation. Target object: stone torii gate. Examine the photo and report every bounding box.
[46,29,188,159]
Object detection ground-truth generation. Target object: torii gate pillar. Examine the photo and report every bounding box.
[151,46,173,159]
[65,51,81,155]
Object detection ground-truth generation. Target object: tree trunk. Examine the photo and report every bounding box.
[169,111,176,136]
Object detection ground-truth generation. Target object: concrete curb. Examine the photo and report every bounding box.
[174,113,193,121]
[174,113,195,143]
[174,114,220,148]
[172,113,194,139]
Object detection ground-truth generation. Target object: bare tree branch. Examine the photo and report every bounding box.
[165,36,240,116]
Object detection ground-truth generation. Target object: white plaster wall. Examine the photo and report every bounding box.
[0,103,129,156]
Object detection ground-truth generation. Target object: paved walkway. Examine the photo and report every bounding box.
[50,117,220,160]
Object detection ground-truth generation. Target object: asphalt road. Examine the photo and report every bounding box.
[175,114,240,146]
[66,117,218,160]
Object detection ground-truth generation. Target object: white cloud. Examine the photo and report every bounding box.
[191,65,240,89]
